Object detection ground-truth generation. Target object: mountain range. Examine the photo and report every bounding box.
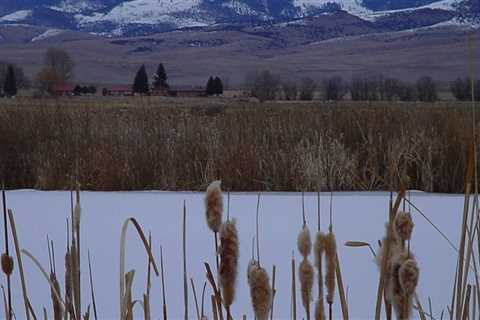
[0,0,470,36]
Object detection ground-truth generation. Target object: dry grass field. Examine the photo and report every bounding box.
[0,96,476,192]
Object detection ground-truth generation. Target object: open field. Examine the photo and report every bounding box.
[0,97,477,192]
[0,190,463,319]
[0,26,479,87]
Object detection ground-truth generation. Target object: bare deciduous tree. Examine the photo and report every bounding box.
[44,47,75,84]
[282,81,298,101]
[299,77,316,101]
[251,70,280,102]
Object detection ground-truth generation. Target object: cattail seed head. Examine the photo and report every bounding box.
[399,259,419,295]
[1,253,14,275]
[299,258,314,313]
[314,232,326,268]
[297,225,312,258]
[395,212,414,241]
[205,180,223,233]
[386,247,418,319]
[219,219,239,307]
[247,261,272,320]
[324,232,337,305]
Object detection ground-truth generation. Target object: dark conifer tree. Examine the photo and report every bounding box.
[152,63,168,88]
[206,76,215,96]
[133,65,150,95]
[214,77,223,95]
[3,65,17,97]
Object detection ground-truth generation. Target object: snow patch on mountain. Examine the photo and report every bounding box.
[76,0,209,27]
[50,0,104,13]
[294,0,372,18]
[0,10,32,22]
[221,1,259,16]
[366,0,460,20]
[31,28,64,41]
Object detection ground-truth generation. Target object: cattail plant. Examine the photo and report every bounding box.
[248,261,272,320]
[314,232,326,320]
[324,232,337,320]
[219,219,239,318]
[205,181,223,266]
[377,207,419,320]
[298,223,314,320]
[204,180,225,319]
[2,187,13,320]
[247,194,272,320]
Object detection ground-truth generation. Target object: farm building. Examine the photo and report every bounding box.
[103,85,134,96]
[168,86,206,97]
[151,85,170,96]
[51,84,75,96]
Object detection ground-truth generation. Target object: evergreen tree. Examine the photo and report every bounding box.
[214,77,223,95]
[133,65,150,95]
[206,76,215,96]
[152,63,168,89]
[3,65,17,98]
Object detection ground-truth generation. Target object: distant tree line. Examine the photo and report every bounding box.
[246,71,476,103]
[450,77,480,101]
[1,48,478,103]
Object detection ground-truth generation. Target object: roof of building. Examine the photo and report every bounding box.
[169,86,205,92]
[108,85,132,92]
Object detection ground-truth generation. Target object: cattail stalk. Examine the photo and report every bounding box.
[201,282,207,319]
[119,218,160,320]
[191,278,201,320]
[160,246,167,320]
[7,209,31,320]
[2,187,12,320]
[88,251,98,320]
[204,263,224,320]
[270,265,276,320]
[375,190,405,320]
[292,254,297,320]
[183,201,188,320]
[211,295,219,320]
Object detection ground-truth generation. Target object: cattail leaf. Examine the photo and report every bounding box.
[344,241,370,248]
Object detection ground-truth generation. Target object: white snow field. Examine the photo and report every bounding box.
[1,190,466,319]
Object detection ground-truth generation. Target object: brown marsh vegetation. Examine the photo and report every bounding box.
[0,97,477,193]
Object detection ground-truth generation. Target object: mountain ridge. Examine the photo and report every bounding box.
[0,0,468,36]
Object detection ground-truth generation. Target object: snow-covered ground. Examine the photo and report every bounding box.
[1,190,465,319]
